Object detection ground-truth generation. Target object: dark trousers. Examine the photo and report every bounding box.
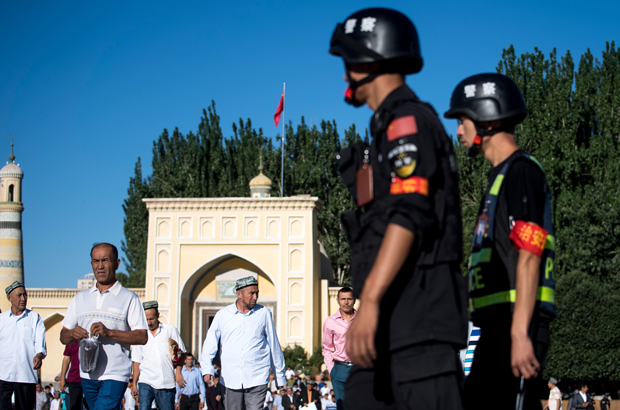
[0,380,36,410]
[345,344,464,410]
[464,321,549,410]
[179,394,201,410]
[67,382,84,410]
[330,364,350,410]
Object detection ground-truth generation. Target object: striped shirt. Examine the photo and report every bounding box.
[62,280,147,382]
[460,323,480,376]
[322,309,356,374]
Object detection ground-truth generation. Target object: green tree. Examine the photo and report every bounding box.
[122,101,362,287]
[282,344,308,371]
[121,158,151,288]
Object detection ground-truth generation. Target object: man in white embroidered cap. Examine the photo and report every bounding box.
[0,281,46,410]
[200,276,286,410]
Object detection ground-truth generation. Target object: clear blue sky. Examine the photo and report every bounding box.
[1,0,617,288]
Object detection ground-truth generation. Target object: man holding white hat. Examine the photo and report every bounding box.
[200,276,286,410]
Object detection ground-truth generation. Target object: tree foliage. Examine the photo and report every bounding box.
[122,102,360,289]
[282,344,308,371]
[456,42,620,384]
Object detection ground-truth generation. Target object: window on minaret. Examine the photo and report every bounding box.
[8,185,13,202]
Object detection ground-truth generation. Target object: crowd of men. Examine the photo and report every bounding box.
[0,242,290,410]
[4,4,617,410]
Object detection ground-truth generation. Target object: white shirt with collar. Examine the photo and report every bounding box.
[579,391,587,402]
[132,321,186,389]
[200,302,286,389]
[62,280,148,382]
[0,308,47,383]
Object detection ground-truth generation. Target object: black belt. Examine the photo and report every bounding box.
[334,360,354,366]
[181,393,200,399]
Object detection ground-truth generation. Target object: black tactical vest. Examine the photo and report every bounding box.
[469,152,556,324]
[340,87,462,296]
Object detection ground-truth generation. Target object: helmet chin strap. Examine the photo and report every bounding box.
[344,66,384,107]
[468,123,504,158]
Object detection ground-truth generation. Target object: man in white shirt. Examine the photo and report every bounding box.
[50,391,62,410]
[60,243,148,410]
[320,394,331,410]
[132,300,186,410]
[122,380,137,410]
[285,368,295,381]
[201,276,286,410]
[0,281,47,410]
[544,377,561,410]
[264,390,275,410]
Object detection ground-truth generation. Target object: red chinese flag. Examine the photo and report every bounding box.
[274,92,284,127]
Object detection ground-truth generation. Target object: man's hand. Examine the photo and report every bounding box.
[71,325,89,341]
[216,395,221,402]
[175,367,186,388]
[91,322,111,338]
[59,378,66,392]
[199,403,204,410]
[510,333,540,379]
[132,384,139,399]
[33,353,44,370]
[203,374,213,385]
[345,300,379,368]
[174,403,179,410]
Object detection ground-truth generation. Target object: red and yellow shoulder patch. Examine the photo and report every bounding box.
[390,176,429,196]
[387,115,418,141]
[509,221,548,257]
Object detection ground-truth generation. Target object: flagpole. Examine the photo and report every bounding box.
[280,83,286,197]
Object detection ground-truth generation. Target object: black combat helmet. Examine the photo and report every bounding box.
[330,8,423,74]
[444,73,528,123]
[329,8,423,107]
[444,73,528,157]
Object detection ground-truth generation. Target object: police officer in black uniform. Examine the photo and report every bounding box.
[330,8,468,409]
[444,73,557,410]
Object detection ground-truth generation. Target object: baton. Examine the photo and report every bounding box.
[515,376,525,410]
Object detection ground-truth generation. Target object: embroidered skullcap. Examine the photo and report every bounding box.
[235,276,258,291]
[142,300,159,310]
[5,280,24,295]
[549,377,557,385]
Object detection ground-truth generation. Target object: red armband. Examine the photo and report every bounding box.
[508,220,548,257]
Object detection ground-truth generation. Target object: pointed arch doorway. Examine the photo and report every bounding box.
[179,255,278,360]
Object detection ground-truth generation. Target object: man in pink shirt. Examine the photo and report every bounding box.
[322,287,356,410]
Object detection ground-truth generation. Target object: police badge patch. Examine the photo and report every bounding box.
[388,143,417,178]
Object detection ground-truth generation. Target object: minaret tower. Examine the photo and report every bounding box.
[0,135,24,313]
